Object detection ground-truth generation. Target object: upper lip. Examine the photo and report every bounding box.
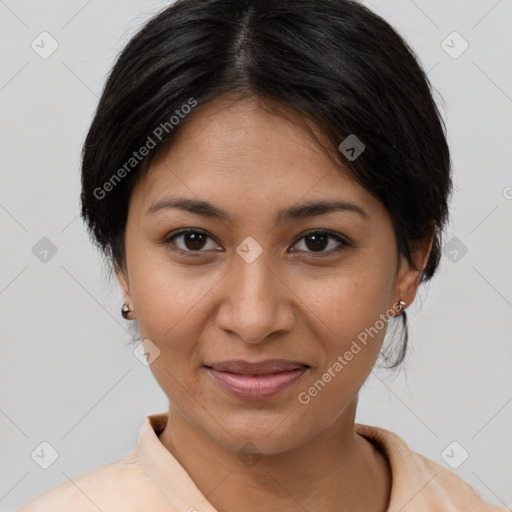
[205,359,310,375]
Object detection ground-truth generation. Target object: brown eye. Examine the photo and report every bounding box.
[291,230,349,255]
[163,229,219,255]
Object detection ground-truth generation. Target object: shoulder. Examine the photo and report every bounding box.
[17,452,170,512]
[410,451,507,512]
[355,423,507,512]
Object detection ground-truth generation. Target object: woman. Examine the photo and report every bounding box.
[19,0,506,510]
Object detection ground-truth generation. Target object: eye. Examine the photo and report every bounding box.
[162,229,220,256]
[290,229,350,255]
[161,228,351,257]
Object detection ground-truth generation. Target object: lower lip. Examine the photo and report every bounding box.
[205,366,309,400]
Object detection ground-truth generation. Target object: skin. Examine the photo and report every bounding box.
[117,94,434,512]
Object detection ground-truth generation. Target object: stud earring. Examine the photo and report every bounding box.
[121,302,133,319]
[396,300,406,315]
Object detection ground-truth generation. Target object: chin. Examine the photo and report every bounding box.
[203,409,312,455]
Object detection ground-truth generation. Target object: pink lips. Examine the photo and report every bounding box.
[204,359,310,400]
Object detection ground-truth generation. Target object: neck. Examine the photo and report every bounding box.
[158,399,391,512]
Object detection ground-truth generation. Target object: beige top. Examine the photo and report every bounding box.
[19,412,506,511]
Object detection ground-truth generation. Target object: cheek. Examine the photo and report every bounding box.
[294,277,391,417]
[126,251,227,395]
[294,254,395,388]
[126,236,219,334]
[130,261,208,400]
[296,258,394,338]
[133,273,210,354]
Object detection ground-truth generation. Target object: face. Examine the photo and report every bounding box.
[118,95,430,454]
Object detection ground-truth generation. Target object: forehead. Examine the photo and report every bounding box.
[128,95,378,220]
[151,95,336,175]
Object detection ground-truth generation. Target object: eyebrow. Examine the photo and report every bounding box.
[145,197,369,223]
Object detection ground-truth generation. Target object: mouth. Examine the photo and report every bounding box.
[203,359,310,400]
[204,358,310,374]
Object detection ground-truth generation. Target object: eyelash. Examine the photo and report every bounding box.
[161,228,351,258]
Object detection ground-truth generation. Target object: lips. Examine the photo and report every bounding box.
[204,358,310,375]
[203,359,310,400]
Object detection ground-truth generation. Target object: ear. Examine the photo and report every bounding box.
[394,224,435,310]
[115,263,132,306]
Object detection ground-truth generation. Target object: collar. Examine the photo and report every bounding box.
[134,412,494,512]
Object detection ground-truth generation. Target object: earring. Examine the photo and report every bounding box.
[121,302,133,319]
[396,300,406,315]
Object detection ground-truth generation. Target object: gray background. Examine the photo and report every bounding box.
[1,0,511,510]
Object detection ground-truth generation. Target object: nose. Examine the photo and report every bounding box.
[215,249,295,344]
